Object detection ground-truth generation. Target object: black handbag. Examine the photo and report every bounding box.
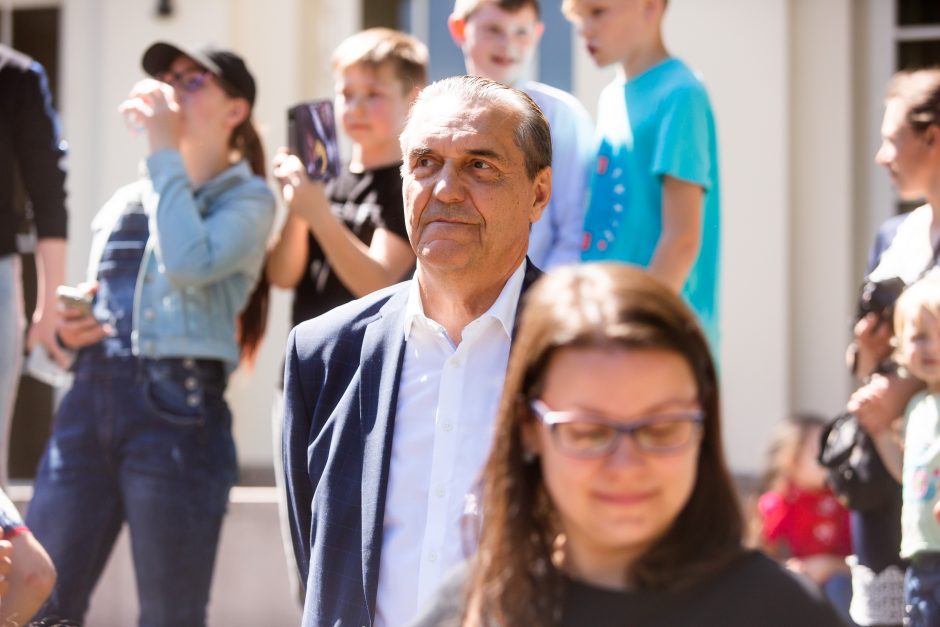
[817,410,900,512]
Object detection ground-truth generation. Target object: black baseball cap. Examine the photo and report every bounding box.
[141,42,256,107]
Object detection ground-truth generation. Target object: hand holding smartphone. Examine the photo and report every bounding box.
[288,100,341,181]
[56,285,94,317]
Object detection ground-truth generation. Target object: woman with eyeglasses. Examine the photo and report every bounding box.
[24,42,274,627]
[412,264,843,627]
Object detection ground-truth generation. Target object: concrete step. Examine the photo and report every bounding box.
[9,484,303,626]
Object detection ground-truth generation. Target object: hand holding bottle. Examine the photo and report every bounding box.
[118,79,181,152]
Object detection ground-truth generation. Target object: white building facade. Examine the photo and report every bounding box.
[3,0,923,478]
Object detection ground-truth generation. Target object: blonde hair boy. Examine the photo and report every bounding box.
[448,0,594,270]
[331,27,428,95]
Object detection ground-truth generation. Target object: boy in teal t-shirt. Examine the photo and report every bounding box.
[564,0,721,350]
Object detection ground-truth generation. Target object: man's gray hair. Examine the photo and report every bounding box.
[402,75,552,180]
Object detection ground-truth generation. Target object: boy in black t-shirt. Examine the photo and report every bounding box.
[269,28,428,326]
[268,28,428,603]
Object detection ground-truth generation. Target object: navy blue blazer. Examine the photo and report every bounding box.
[283,262,542,627]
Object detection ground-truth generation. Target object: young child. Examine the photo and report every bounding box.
[268,28,427,323]
[756,413,853,622]
[449,0,594,269]
[877,273,940,627]
[563,0,721,351]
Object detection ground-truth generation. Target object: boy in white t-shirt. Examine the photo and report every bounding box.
[448,0,594,269]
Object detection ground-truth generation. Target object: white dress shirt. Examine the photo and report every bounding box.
[374,262,526,627]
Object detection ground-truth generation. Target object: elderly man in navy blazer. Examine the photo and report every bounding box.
[283,75,554,627]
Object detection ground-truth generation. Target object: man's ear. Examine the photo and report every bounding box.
[448,15,467,46]
[530,166,552,224]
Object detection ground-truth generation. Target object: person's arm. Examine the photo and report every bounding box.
[647,175,703,293]
[119,80,275,289]
[13,60,69,367]
[870,427,904,483]
[273,153,414,297]
[145,150,275,289]
[648,86,712,293]
[0,533,10,600]
[266,213,310,289]
[0,532,55,626]
[282,327,313,585]
[541,104,594,269]
[25,239,69,367]
[785,555,849,586]
[847,373,919,482]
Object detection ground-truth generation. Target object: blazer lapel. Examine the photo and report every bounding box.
[359,286,409,619]
[357,262,540,617]
[513,258,543,339]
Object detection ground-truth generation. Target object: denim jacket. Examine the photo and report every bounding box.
[85,150,274,368]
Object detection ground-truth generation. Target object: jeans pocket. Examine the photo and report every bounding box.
[142,375,206,427]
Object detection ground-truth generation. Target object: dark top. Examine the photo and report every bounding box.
[411,551,847,627]
[83,199,148,359]
[290,162,410,327]
[850,212,909,572]
[0,44,67,256]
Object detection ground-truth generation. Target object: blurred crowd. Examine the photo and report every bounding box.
[1,1,938,626]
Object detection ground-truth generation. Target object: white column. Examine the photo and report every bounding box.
[788,0,854,418]
[668,0,792,474]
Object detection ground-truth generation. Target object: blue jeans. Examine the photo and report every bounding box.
[824,572,857,626]
[26,355,237,627]
[905,553,940,627]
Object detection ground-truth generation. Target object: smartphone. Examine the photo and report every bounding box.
[288,100,341,181]
[56,285,93,317]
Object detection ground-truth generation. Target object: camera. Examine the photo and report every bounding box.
[855,276,905,322]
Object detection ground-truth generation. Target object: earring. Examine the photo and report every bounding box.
[522,449,537,464]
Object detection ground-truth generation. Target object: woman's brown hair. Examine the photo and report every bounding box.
[462,264,743,626]
[216,77,269,366]
[231,118,270,366]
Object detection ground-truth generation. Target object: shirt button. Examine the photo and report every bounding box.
[143,308,155,320]
[184,376,199,391]
[182,358,196,369]
[450,359,461,368]
[435,486,445,498]
[442,423,453,432]
[186,393,201,407]
[428,551,438,563]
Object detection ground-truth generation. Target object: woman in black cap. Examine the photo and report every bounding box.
[25,42,274,626]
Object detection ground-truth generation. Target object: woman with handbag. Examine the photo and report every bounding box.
[842,68,940,627]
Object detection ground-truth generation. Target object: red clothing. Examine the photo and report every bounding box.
[758,486,852,558]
